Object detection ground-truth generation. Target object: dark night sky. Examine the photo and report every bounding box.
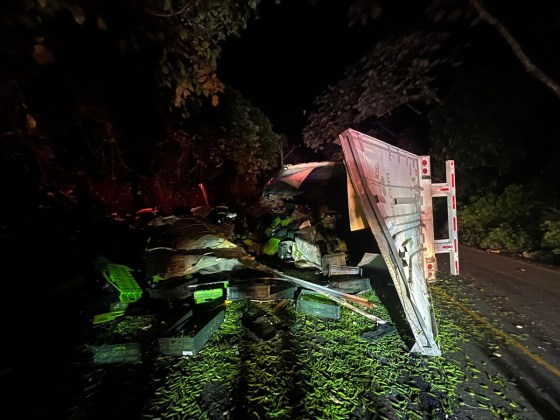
[218,0,424,142]
[218,0,560,147]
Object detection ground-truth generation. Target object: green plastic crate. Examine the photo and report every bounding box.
[95,256,143,303]
[109,301,129,311]
[92,342,141,364]
[158,309,225,356]
[296,289,340,319]
[92,310,125,325]
[194,288,224,304]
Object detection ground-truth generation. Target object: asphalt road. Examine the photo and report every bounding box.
[436,245,560,419]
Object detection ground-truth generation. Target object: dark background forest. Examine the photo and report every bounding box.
[1,0,560,272]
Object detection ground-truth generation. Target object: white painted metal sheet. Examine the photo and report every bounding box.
[340,128,441,356]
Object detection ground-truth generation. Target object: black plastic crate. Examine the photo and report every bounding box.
[158,309,225,356]
[296,289,340,319]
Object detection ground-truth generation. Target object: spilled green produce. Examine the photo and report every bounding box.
[67,278,532,420]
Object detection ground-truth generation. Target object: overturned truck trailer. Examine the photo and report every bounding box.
[339,128,459,356]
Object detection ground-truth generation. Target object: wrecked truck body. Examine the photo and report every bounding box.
[131,128,458,358]
[341,129,453,356]
[264,128,459,356]
[145,215,246,280]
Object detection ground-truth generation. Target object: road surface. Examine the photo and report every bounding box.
[436,244,560,419]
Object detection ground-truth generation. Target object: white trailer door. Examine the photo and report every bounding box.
[340,128,440,356]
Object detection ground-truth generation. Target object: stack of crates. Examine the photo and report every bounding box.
[321,252,362,277]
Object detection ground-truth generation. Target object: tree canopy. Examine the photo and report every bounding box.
[0,0,280,216]
[302,30,452,159]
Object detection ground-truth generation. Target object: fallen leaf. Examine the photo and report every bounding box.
[26,114,37,130]
[33,44,55,65]
[71,6,86,25]
[97,16,107,31]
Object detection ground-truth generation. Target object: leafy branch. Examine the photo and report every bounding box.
[303,31,452,155]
